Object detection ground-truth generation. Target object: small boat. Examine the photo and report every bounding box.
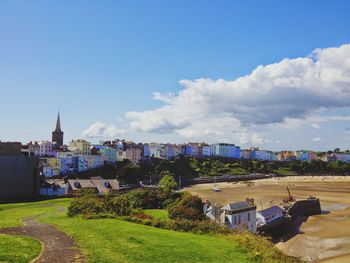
[213,184,221,192]
[213,177,221,192]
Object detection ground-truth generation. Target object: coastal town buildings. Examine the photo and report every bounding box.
[214,143,241,159]
[91,145,117,163]
[68,139,91,155]
[251,150,276,161]
[294,151,310,161]
[202,144,214,157]
[125,145,142,163]
[240,149,252,159]
[8,112,350,181]
[278,151,296,161]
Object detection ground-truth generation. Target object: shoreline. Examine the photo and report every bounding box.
[184,176,350,262]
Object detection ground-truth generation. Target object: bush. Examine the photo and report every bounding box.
[121,215,232,235]
[168,193,204,220]
[109,195,132,216]
[132,213,154,220]
[83,213,119,220]
[67,195,104,217]
[227,233,301,263]
[127,189,165,209]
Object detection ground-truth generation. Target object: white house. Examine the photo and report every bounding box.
[27,141,54,157]
[256,205,285,228]
[220,201,257,232]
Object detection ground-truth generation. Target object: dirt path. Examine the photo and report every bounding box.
[0,216,85,263]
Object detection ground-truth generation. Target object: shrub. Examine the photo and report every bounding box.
[67,195,104,217]
[83,213,119,220]
[168,193,204,220]
[109,195,132,216]
[127,189,165,209]
[227,233,301,263]
[132,213,154,220]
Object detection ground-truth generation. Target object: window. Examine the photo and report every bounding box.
[248,212,250,221]
[234,216,236,225]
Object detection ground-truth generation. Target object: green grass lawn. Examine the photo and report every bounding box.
[41,209,251,263]
[0,199,251,263]
[143,209,168,221]
[0,234,41,263]
[0,198,71,228]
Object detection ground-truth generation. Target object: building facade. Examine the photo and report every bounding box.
[220,201,257,233]
[68,139,91,155]
[214,143,240,159]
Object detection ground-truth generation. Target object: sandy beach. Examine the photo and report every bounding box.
[184,176,350,262]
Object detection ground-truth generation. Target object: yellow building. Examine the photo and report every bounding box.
[46,158,61,176]
[68,139,91,155]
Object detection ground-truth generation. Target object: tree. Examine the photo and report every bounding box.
[117,163,141,184]
[159,173,178,193]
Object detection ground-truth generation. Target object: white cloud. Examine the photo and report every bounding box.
[233,130,269,145]
[82,122,125,139]
[251,133,270,145]
[312,137,322,142]
[311,123,321,129]
[125,44,350,141]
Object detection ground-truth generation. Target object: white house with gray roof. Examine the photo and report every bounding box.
[220,201,257,232]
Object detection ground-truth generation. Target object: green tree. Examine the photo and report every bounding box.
[117,163,141,184]
[159,173,178,193]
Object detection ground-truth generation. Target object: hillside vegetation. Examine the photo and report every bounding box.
[68,157,350,184]
[0,199,301,263]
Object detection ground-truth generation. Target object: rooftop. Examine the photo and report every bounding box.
[221,201,256,212]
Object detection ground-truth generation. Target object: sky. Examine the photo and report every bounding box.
[1,0,350,151]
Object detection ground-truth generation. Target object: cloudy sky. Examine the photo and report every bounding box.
[1,1,350,151]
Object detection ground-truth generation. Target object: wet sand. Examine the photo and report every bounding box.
[184,176,350,262]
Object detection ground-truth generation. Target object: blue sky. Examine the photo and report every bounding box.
[1,1,350,151]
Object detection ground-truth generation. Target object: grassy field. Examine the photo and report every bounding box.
[143,209,169,221]
[0,199,71,263]
[0,198,71,228]
[0,198,299,263]
[0,234,41,263]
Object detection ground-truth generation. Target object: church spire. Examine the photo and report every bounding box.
[52,112,64,147]
[55,112,61,131]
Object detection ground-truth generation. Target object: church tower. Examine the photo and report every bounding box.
[52,112,64,147]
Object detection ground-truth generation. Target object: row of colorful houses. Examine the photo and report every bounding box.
[42,154,109,177]
[142,142,241,159]
[23,139,350,177]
